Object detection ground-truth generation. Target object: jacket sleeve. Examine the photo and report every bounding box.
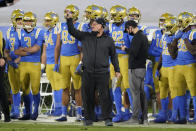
[109,38,120,72]
[67,18,86,41]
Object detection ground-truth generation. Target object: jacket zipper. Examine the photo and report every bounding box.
[94,37,98,73]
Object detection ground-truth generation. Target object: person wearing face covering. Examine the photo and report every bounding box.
[121,20,149,124]
[66,11,120,126]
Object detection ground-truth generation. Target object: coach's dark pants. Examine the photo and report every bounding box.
[0,69,10,119]
[82,70,112,121]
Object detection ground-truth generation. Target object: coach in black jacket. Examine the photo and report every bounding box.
[0,34,10,122]
[66,12,120,126]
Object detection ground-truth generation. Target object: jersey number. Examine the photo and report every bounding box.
[24,37,31,47]
[112,31,123,44]
[62,30,75,44]
[10,38,15,51]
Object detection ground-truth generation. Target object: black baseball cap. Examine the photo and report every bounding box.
[92,18,106,28]
[124,20,138,33]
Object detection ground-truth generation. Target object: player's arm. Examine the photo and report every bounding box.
[124,33,130,48]
[14,39,29,56]
[4,49,12,61]
[183,38,196,55]
[14,56,21,64]
[168,30,183,59]
[109,38,120,73]
[157,54,162,71]
[23,44,40,53]
[4,35,12,61]
[15,47,29,56]
[41,44,46,65]
[148,38,162,57]
[167,38,178,59]
[54,34,61,64]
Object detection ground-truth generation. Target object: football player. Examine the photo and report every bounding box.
[148,13,172,118]
[42,11,64,116]
[109,5,132,122]
[154,16,178,123]
[14,11,45,120]
[4,9,24,119]
[168,12,195,124]
[54,5,82,122]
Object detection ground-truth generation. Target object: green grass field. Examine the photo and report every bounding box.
[1,122,196,131]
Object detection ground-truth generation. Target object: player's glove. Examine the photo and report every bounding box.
[175,30,183,39]
[53,64,60,72]
[5,63,8,73]
[155,70,161,80]
[75,61,83,75]
[8,61,18,69]
[181,31,189,40]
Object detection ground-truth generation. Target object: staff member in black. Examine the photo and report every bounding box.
[0,31,11,122]
[65,11,120,126]
[121,20,148,124]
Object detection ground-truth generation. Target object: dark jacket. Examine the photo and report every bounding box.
[125,30,148,69]
[0,38,5,73]
[67,18,120,73]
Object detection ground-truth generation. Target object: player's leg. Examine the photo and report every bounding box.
[110,63,123,122]
[56,56,71,121]
[144,85,151,101]
[122,90,132,121]
[152,62,161,117]
[29,62,41,120]
[174,65,187,124]
[120,54,132,121]
[18,62,32,120]
[184,63,196,123]
[46,64,62,116]
[8,66,21,119]
[120,54,133,110]
[154,67,169,123]
[70,55,83,121]
[185,90,191,121]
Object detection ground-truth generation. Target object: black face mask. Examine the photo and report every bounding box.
[91,31,99,36]
[129,32,134,36]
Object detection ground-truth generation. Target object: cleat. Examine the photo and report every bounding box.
[18,115,31,120]
[105,119,113,126]
[83,120,93,126]
[174,118,187,124]
[56,116,67,122]
[10,113,20,119]
[112,114,123,122]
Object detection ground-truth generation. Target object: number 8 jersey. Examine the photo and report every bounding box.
[57,22,80,56]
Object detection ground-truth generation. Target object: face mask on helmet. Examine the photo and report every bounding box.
[164,26,173,35]
[178,12,193,30]
[129,14,140,23]
[65,5,79,21]
[15,18,23,29]
[159,19,166,29]
[44,12,57,30]
[44,20,53,30]
[163,17,178,35]
[23,20,35,32]
[110,5,126,23]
